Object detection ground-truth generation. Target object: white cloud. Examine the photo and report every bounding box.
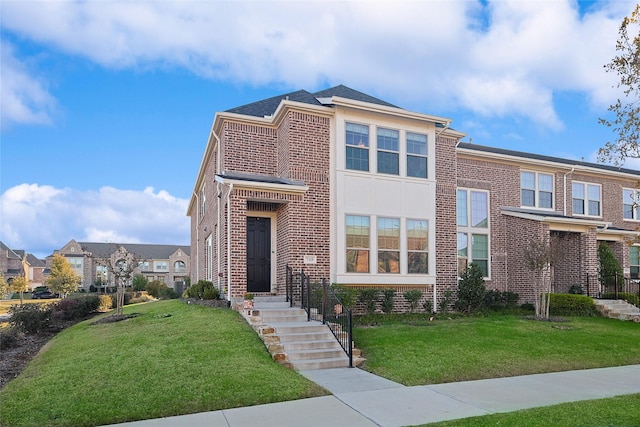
[0,41,57,130]
[0,0,635,129]
[0,184,190,259]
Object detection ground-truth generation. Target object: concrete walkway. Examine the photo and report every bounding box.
[105,364,640,427]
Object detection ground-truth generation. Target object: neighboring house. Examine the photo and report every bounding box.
[49,240,191,293]
[188,85,640,308]
[0,241,46,291]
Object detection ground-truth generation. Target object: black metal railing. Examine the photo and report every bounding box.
[287,266,353,367]
[587,274,640,305]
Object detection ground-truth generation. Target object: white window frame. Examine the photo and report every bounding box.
[623,188,640,221]
[406,219,429,274]
[346,215,371,273]
[572,181,601,217]
[521,171,554,210]
[376,127,399,176]
[457,188,490,278]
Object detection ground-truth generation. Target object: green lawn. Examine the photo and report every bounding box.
[422,393,640,427]
[354,315,640,385]
[0,300,327,427]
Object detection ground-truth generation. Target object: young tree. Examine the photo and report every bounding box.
[523,235,563,320]
[0,273,8,299]
[455,263,486,314]
[598,242,624,291]
[9,275,29,304]
[598,4,640,165]
[46,254,81,297]
[132,274,148,292]
[99,247,142,316]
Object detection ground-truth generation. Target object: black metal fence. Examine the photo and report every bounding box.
[586,274,640,302]
[286,266,353,367]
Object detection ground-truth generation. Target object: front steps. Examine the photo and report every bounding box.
[594,299,640,322]
[240,296,354,370]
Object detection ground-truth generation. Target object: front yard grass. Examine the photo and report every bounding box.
[354,314,640,385]
[0,300,327,427]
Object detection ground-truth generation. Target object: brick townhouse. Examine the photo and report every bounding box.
[188,85,640,308]
[0,241,47,290]
[51,240,191,293]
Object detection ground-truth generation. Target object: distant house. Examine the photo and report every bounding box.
[0,241,46,291]
[188,85,640,308]
[50,240,191,293]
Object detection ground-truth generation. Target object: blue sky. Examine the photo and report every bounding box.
[1,0,638,259]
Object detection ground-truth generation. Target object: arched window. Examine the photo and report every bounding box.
[174,261,186,273]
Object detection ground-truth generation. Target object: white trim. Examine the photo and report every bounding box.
[215,175,309,194]
[246,211,278,294]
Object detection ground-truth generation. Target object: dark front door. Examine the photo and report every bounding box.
[246,217,271,293]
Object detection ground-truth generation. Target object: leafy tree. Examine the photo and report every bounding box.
[132,274,148,291]
[598,5,640,165]
[46,254,81,298]
[455,263,486,314]
[523,234,563,320]
[9,275,29,304]
[598,242,624,289]
[0,273,8,299]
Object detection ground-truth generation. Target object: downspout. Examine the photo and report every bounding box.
[212,129,222,295]
[192,190,199,283]
[226,182,234,301]
[563,167,575,216]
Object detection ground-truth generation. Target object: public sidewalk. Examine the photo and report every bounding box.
[105,364,640,427]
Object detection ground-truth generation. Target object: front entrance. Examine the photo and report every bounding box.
[246,216,271,292]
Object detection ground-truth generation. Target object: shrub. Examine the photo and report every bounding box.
[132,275,148,292]
[403,289,423,313]
[521,302,535,312]
[110,292,132,308]
[381,288,396,314]
[0,327,20,349]
[484,290,520,311]
[358,288,379,314]
[98,294,112,312]
[184,280,219,300]
[53,295,101,321]
[568,284,584,295]
[202,286,219,300]
[455,263,486,314]
[331,284,357,309]
[423,299,433,313]
[438,290,454,313]
[9,303,52,334]
[549,293,600,317]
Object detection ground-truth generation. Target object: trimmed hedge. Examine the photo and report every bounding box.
[549,293,600,317]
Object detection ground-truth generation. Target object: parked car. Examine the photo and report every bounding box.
[32,289,55,299]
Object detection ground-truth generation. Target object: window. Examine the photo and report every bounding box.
[346,215,370,272]
[205,235,212,281]
[407,219,428,274]
[572,182,601,217]
[377,128,399,175]
[68,257,83,274]
[96,265,107,283]
[521,171,553,209]
[406,132,427,178]
[155,261,168,271]
[346,123,369,171]
[623,188,640,220]
[377,217,400,273]
[457,189,490,277]
[174,261,186,273]
[631,246,640,279]
[138,261,150,271]
[200,183,206,217]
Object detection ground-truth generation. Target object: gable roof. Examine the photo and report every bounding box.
[458,142,640,177]
[78,242,190,259]
[0,241,21,260]
[225,85,398,118]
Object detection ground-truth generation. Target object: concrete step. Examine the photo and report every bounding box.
[274,323,329,334]
[290,356,350,371]
[255,308,307,317]
[283,339,342,351]
[594,299,640,321]
[278,331,335,343]
[287,347,347,361]
[253,301,292,309]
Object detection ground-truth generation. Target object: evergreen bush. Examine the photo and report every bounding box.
[358,288,379,314]
[455,263,486,314]
[403,289,423,313]
[381,288,396,314]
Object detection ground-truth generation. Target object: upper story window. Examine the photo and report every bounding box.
[377,217,400,273]
[174,260,186,273]
[572,182,601,217]
[623,188,640,220]
[346,123,369,171]
[406,132,427,178]
[200,183,206,217]
[155,261,168,271]
[346,215,370,273]
[521,171,553,209]
[457,189,488,227]
[138,261,150,271]
[377,128,399,175]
